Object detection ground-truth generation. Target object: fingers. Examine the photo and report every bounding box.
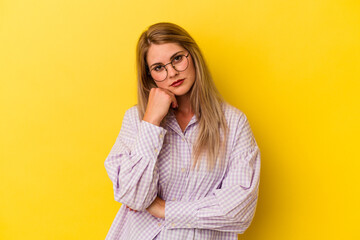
[160,88,178,108]
[125,205,137,212]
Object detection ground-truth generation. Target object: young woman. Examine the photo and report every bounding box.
[104,22,261,240]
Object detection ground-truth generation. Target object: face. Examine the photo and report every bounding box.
[146,43,196,96]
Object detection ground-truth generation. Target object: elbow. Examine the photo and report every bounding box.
[225,194,258,227]
[114,193,144,211]
[133,191,158,211]
[117,200,153,212]
[114,187,157,211]
[224,204,257,234]
[237,208,257,233]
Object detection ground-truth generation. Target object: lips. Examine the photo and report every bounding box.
[171,79,185,87]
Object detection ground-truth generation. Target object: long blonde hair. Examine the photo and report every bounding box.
[136,22,228,171]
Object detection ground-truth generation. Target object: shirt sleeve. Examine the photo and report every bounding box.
[104,107,167,211]
[164,116,260,233]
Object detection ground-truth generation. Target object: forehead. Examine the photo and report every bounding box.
[146,43,186,65]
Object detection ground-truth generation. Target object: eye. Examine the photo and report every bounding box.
[173,55,183,63]
[153,65,164,72]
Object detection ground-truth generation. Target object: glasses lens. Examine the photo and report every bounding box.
[172,54,189,72]
[150,66,167,81]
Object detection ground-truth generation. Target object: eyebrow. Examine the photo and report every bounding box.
[149,51,185,68]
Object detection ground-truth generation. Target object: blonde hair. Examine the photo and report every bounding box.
[136,22,228,171]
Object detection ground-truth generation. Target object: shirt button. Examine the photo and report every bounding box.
[187,224,191,228]
[154,148,158,153]
[158,222,161,226]
[181,168,185,172]
[172,198,176,201]
[160,133,164,138]
[171,222,175,227]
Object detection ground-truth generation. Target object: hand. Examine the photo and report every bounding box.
[125,196,165,219]
[125,205,137,212]
[146,196,165,219]
[143,88,178,126]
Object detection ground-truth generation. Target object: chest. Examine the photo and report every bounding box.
[175,112,194,132]
[156,128,227,201]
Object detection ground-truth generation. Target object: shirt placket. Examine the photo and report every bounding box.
[165,112,198,201]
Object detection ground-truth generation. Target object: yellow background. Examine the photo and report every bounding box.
[1,0,359,239]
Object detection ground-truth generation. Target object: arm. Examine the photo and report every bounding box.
[104,107,167,211]
[165,116,260,233]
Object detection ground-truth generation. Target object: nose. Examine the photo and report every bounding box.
[166,64,179,78]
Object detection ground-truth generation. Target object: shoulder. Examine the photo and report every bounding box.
[221,102,248,128]
[125,104,139,116]
[221,102,258,151]
[124,105,140,120]
[120,105,141,129]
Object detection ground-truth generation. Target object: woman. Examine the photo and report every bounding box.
[104,22,261,239]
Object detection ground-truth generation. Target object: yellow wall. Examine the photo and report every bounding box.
[1,0,359,239]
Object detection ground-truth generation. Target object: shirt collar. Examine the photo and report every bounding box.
[163,109,198,134]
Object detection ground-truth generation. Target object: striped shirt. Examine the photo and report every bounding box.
[104,102,261,239]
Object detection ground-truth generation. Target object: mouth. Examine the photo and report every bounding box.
[170,78,185,87]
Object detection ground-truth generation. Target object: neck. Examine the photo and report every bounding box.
[175,93,193,115]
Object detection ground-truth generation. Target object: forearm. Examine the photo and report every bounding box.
[145,196,166,218]
[164,189,258,233]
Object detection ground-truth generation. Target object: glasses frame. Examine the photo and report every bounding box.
[148,52,190,82]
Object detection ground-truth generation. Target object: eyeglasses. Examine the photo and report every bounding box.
[148,52,190,82]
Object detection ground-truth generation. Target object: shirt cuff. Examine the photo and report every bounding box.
[131,120,167,160]
[165,200,198,229]
[164,194,221,230]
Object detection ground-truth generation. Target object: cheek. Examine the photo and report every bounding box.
[155,82,167,89]
[189,64,196,80]
[188,60,196,76]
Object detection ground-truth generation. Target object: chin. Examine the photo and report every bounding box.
[171,86,192,96]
